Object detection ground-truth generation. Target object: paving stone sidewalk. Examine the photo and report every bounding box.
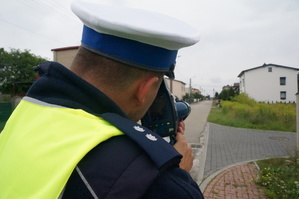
[203,162,267,199]
[194,122,297,198]
[187,103,297,198]
[203,123,296,179]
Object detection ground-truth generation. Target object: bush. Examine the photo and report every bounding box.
[232,93,256,106]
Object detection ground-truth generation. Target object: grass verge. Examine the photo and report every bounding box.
[208,94,296,132]
[255,157,299,199]
[209,94,298,198]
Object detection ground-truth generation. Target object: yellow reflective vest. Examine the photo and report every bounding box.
[0,97,123,198]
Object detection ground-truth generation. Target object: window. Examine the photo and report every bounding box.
[268,67,272,72]
[280,91,286,100]
[280,77,286,85]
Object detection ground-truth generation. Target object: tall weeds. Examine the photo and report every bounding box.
[209,94,296,132]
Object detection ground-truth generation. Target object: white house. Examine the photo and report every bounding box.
[238,63,299,103]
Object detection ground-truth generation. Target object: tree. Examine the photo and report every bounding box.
[0,48,48,94]
[183,93,190,101]
[228,87,235,99]
[218,86,238,101]
[193,92,203,101]
[219,89,229,100]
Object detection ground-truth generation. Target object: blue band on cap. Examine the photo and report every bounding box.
[81,25,177,72]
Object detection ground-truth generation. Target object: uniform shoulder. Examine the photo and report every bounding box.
[143,167,204,199]
[63,135,160,198]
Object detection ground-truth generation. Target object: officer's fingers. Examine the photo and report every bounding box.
[178,121,185,131]
[175,131,185,141]
[177,126,184,134]
[177,122,185,134]
[181,121,185,131]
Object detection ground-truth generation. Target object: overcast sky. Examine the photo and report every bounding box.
[1,0,299,96]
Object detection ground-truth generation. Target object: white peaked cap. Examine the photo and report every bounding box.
[71,0,200,77]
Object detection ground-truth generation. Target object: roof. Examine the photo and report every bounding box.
[237,63,299,77]
[51,46,79,52]
[165,77,186,85]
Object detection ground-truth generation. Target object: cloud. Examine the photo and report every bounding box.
[1,0,298,96]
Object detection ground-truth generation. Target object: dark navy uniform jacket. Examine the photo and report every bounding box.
[28,62,204,199]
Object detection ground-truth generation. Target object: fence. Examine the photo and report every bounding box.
[0,102,13,131]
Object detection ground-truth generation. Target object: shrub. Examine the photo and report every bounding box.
[231,93,256,106]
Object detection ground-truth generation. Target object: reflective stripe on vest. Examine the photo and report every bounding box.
[0,97,123,199]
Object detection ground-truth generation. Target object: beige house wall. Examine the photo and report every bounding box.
[52,46,79,69]
[165,78,186,100]
[51,46,187,100]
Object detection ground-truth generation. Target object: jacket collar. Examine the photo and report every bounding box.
[27,61,127,118]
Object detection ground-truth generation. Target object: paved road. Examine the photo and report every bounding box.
[184,101,212,143]
[185,101,297,191]
[203,123,296,179]
[184,101,212,183]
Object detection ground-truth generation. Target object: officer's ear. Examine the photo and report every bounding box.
[136,76,160,106]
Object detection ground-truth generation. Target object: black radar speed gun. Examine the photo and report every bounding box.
[141,79,191,145]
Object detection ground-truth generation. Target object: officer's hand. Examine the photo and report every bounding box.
[173,122,194,172]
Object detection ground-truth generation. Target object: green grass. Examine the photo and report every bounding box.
[255,157,299,199]
[209,94,296,132]
[209,94,299,198]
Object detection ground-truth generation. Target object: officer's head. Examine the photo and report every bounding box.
[70,0,199,121]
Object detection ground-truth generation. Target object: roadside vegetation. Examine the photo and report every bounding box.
[0,48,48,132]
[208,93,298,198]
[255,157,299,198]
[208,93,296,132]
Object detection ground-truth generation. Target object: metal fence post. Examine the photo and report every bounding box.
[296,74,299,154]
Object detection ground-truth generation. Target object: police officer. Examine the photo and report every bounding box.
[0,0,203,198]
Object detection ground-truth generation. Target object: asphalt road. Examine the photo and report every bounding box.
[184,100,212,183]
[184,100,212,143]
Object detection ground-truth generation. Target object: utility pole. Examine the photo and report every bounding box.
[296,73,299,154]
[189,78,192,103]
